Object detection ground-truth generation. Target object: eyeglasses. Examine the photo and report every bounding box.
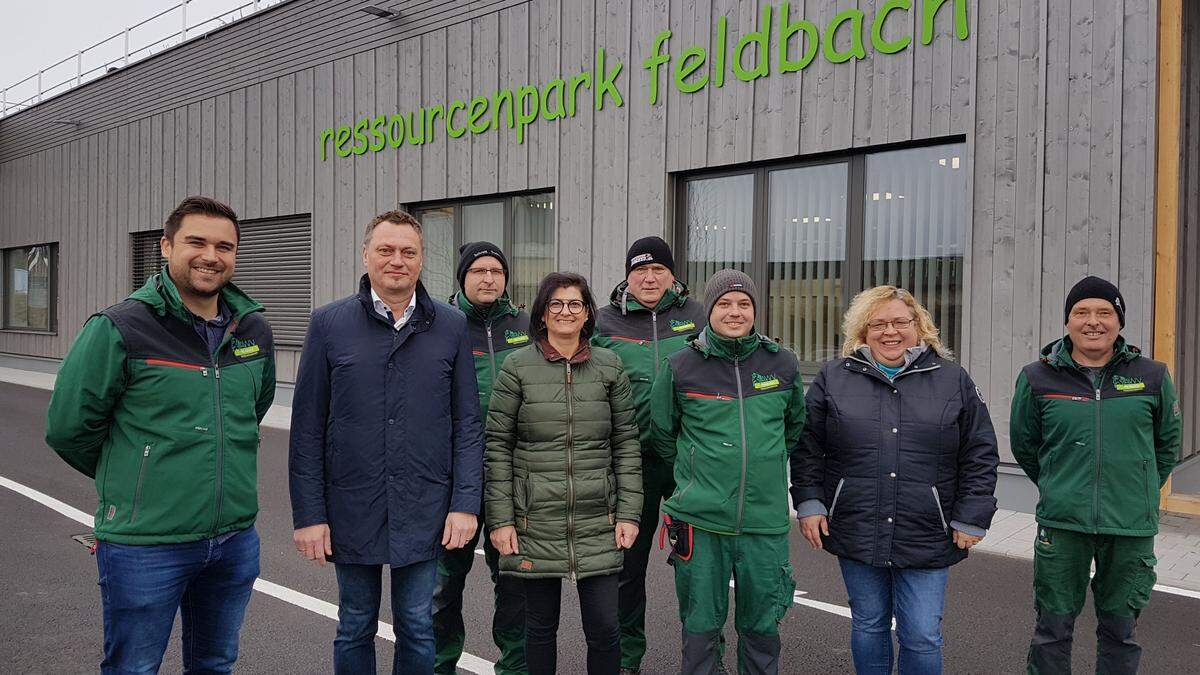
[867,318,915,332]
[547,299,586,315]
[467,267,505,278]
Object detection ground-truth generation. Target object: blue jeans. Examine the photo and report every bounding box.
[838,557,949,675]
[334,558,439,674]
[96,527,260,674]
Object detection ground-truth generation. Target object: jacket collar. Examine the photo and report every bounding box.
[609,280,690,315]
[536,338,591,364]
[357,274,436,332]
[130,268,263,325]
[1040,335,1140,369]
[852,344,930,374]
[451,290,519,322]
[691,325,778,361]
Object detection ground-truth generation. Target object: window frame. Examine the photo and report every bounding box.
[0,242,59,335]
[673,139,967,373]
[407,188,557,303]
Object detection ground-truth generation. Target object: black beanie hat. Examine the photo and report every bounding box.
[625,236,675,276]
[457,241,509,291]
[1064,276,1125,327]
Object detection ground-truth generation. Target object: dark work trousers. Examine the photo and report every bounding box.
[523,573,620,675]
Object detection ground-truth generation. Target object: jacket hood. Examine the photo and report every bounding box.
[1039,335,1140,368]
[451,290,519,321]
[131,268,263,324]
[608,280,690,315]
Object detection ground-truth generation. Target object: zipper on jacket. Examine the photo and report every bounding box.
[651,312,660,373]
[828,478,846,520]
[1091,366,1107,533]
[130,444,151,524]
[676,447,698,502]
[733,357,750,533]
[931,486,949,532]
[565,360,578,583]
[212,366,225,533]
[485,322,497,377]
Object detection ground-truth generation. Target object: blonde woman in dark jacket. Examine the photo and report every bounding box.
[792,285,999,675]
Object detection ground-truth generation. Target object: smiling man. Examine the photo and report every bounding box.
[649,269,806,674]
[288,210,483,675]
[1011,276,1181,675]
[45,196,276,674]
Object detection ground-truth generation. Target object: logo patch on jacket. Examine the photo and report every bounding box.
[232,338,260,358]
[505,330,530,345]
[670,319,696,332]
[752,372,780,390]
[1112,375,1145,392]
[519,560,534,571]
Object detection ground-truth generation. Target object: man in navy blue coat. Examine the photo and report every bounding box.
[288,209,484,675]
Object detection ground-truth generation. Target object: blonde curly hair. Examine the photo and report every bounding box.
[840,285,952,359]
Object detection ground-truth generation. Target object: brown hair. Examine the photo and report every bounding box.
[164,196,240,241]
[529,272,598,342]
[363,210,423,248]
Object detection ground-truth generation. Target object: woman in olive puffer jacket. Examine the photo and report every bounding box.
[485,271,643,675]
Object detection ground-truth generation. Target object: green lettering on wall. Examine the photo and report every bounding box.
[872,0,912,54]
[467,96,490,133]
[779,2,819,73]
[567,72,592,117]
[594,48,624,110]
[446,100,467,138]
[824,9,867,64]
[352,118,370,155]
[406,110,425,145]
[541,79,567,121]
[675,46,708,94]
[492,89,515,130]
[643,30,672,105]
[334,125,352,157]
[515,85,539,143]
[387,114,405,148]
[733,5,772,82]
[425,104,444,144]
[369,114,388,152]
[922,0,969,45]
[318,127,334,161]
[713,16,727,88]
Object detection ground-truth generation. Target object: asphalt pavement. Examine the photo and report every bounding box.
[1,381,1198,674]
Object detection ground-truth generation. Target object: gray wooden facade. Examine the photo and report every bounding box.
[0,0,1188,468]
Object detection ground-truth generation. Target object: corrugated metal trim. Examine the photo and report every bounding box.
[130,213,312,346]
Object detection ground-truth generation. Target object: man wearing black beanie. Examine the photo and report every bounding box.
[1011,275,1180,674]
[592,235,704,674]
[434,242,530,674]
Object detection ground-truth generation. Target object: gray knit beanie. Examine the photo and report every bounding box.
[704,269,758,322]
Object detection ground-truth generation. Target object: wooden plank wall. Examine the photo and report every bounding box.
[1178,0,1199,462]
[0,0,1166,462]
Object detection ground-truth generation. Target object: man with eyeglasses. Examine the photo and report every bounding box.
[433,241,531,674]
[592,236,705,674]
[1012,276,1180,674]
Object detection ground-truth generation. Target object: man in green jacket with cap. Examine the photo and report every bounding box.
[650,268,805,675]
[45,196,276,673]
[433,241,531,674]
[1011,275,1180,675]
[592,235,705,673]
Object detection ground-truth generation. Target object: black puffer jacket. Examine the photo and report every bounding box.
[791,347,999,569]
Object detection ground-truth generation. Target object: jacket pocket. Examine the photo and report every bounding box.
[605,471,617,525]
[1126,555,1157,612]
[931,486,949,533]
[828,478,846,521]
[514,476,530,531]
[1143,459,1157,516]
[675,447,698,505]
[129,444,152,525]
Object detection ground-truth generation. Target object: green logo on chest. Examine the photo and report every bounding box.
[232,337,260,358]
[669,319,696,332]
[1112,375,1145,392]
[505,330,530,345]
[752,372,780,390]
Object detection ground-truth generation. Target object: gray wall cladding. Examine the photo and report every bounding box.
[0,0,1165,466]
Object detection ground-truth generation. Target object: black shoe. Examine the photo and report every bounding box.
[619,669,640,675]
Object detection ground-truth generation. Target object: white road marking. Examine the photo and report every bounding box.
[0,475,495,675]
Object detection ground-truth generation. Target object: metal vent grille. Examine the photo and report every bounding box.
[129,214,313,347]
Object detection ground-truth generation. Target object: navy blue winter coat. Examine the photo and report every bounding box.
[791,348,999,569]
[289,276,484,567]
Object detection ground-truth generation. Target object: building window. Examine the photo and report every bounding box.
[130,214,314,346]
[412,191,556,309]
[1,244,56,332]
[677,142,968,368]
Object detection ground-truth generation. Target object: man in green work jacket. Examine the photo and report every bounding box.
[591,235,705,674]
[433,241,531,674]
[1011,276,1180,675]
[650,269,806,675]
[45,196,275,673]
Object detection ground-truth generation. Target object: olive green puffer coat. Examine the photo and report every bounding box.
[485,341,643,580]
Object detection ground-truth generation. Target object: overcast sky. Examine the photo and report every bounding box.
[1,0,262,106]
